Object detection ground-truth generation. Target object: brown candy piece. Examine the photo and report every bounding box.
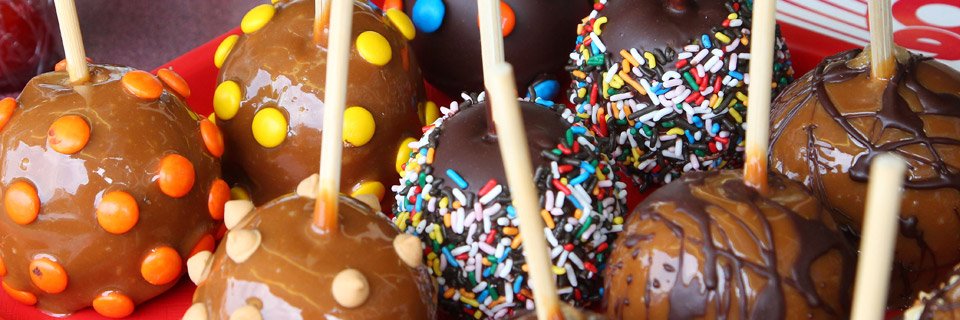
[215,0,425,205]
[769,49,960,305]
[191,193,436,319]
[605,171,855,319]
[0,65,223,316]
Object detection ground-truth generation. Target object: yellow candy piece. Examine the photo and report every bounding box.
[592,17,607,36]
[241,4,276,34]
[423,101,440,125]
[214,81,242,120]
[230,187,251,201]
[356,31,392,66]
[342,106,376,147]
[251,107,287,148]
[386,9,416,41]
[207,113,216,124]
[214,35,239,69]
[351,181,386,201]
[396,137,417,174]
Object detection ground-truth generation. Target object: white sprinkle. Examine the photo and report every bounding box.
[498,259,513,278]
[479,242,495,255]
[684,44,700,52]
[452,188,466,205]
[557,250,569,267]
[678,52,693,60]
[630,48,644,65]
[692,49,709,64]
[569,252,584,270]
[738,53,751,59]
[729,54,739,71]
[551,246,564,259]
[662,71,681,81]
[472,281,488,293]
[730,19,742,27]
[479,185,502,204]
[660,135,677,141]
[663,79,683,88]
[544,228,559,247]
[639,79,660,105]
[545,190,555,211]
[566,264,578,286]
[610,92,634,101]
[589,33,606,52]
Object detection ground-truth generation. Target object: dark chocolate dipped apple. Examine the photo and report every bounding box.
[0,64,226,318]
[605,170,855,319]
[400,0,591,99]
[566,0,794,190]
[186,177,436,320]
[904,263,960,320]
[213,0,427,205]
[508,304,606,320]
[392,94,626,318]
[768,48,960,304]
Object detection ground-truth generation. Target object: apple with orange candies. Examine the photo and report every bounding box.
[0,62,227,318]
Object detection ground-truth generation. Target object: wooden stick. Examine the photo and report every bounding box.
[486,63,564,320]
[54,0,89,84]
[742,0,776,195]
[850,153,907,320]
[314,0,331,45]
[868,0,896,80]
[478,0,505,137]
[312,0,353,233]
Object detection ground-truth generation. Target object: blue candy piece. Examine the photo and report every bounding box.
[531,79,561,101]
[412,0,445,33]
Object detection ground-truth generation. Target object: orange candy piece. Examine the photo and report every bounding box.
[54,57,93,72]
[0,256,6,277]
[156,69,191,98]
[157,154,195,198]
[199,119,224,158]
[121,70,164,101]
[499,1,515,37]
[0,97,16,131]
[2,281,36,306]
[141,246,182,286]
[383,0,401,10]
[5,181,40,225]
[96,191,140,234]
[189,234,216,258]
[29,258,68,294]
[92,291,135,318]
[208,179,230,220]
[47,115,91,155]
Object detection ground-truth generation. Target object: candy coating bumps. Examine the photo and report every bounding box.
[214,0,426,205]
[567,0,794,189]
[605,171,855,319]
[402,0,591,98]
[187,188,436,319]
[768,49,960,303]
[0,64,224,317]
[392,96,626,318]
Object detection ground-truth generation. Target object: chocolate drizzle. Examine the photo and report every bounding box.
[903,264,960,320]
[769,49,960,305]
[605,171,854,319]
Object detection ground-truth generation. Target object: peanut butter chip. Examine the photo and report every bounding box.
[229,305,262,320]
[226,229,261,263]
[182,303,208,320]
[187,251,213,285]
[296,174,319,198]
[394,234,424,268]
[224,200,255,230]
[332,268,370,308]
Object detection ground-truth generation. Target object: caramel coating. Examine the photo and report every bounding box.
[216,0,426,205]
[192,194,436,319]
[605,171,855,319]
[769,49,960,304]
[904,264,960,320]
[0,65,222,315]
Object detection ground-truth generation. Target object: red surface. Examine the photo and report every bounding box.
[0,7,868,319]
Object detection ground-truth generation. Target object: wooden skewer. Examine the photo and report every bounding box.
[54,0,89,84]
[312,0,353,233]
[742,0,777,195]
[314,0,331,45]
[850,153,907,320]
[868,0,896,80]
[478,0,505,137]
[486,63,564,320]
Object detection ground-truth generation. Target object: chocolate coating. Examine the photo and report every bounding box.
[392,97,627,319]
[217,0,425,205]
[432,100,569,195]
[403,0,591,97]
[769,49,960,304]
[0,65,222,315]
[566,0,794,190]
[192,193,436,319]
[904,264,960,320]
[605,171,855,319]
